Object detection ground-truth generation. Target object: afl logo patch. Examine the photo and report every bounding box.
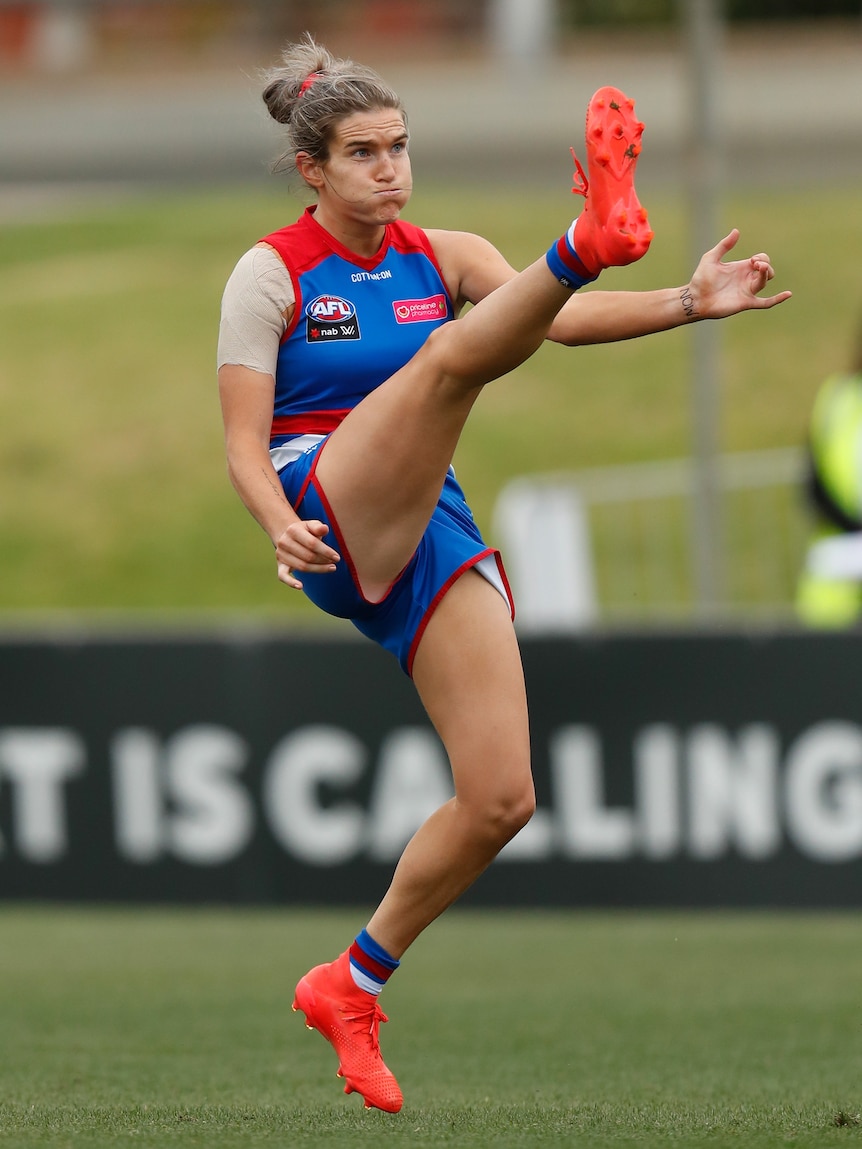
[305,294,360,343]
[306,295,356,322]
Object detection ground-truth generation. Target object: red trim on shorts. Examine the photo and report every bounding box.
[493,551,516,622]
[270,410,351,439]
[291,438,324,510]
[406,549,515,678]
[301,440,410,608]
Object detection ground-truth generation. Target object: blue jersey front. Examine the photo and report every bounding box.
[262,208,453,442]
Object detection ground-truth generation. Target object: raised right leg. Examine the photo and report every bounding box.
[315,87,650,601]
[314,255,575,600]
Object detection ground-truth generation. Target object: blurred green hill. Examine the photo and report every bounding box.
[2,10,860,625]
[0,180,851,622]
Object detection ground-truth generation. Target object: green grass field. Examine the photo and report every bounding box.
[1,906,861,1147]
[1,181,859,620]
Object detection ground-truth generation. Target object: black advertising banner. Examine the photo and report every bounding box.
[1,630,862,907]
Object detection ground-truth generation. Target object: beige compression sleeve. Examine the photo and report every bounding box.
[217,244,294,377]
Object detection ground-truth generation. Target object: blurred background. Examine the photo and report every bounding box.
[1,0,862,632]
[3,0,862,907]
[4,15,862,1128]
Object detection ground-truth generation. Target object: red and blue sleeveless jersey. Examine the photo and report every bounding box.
[261,208,453,445]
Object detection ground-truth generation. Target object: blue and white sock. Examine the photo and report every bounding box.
[545,218,599,289]
[348,928,400,997]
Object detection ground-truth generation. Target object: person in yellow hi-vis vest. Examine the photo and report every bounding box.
[797,336,862,625]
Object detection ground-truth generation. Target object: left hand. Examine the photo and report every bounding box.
[684,229,792,320]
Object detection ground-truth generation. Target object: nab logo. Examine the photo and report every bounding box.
[305,294,361,344]
[306,295,356,323]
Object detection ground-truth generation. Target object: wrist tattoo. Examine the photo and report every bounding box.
[680,286,698,319]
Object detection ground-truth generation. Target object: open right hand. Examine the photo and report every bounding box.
[685,229,792,319]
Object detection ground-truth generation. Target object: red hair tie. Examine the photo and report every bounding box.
[298,72,322,98]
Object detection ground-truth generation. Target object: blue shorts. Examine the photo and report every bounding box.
[279,438,513,676]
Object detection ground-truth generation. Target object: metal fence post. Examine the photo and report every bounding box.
[683,0,726,614]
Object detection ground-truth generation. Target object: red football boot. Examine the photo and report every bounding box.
[570,85,653,274]
[293,951,403,1113]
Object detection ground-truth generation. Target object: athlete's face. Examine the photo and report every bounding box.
[302,109,412,227]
